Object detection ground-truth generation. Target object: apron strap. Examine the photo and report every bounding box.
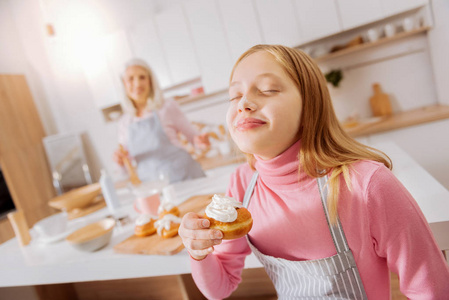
[317,175,350,254]
[242,170,351,254]
[242,171,259,208]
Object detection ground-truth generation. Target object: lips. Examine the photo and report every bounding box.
[235,118,267,131]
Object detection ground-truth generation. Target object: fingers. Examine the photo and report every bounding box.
[194,134,210,149]
[113,148,130,166]
[179,213,223,258]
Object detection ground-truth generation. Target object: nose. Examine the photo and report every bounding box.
[237,95,258,112]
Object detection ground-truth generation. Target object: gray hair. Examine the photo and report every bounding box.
[120,58,164,115]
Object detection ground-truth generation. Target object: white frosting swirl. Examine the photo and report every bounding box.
[135,214,157,226]
[205,194,242,222]
[154,214,181,235]
[157,201,175,214]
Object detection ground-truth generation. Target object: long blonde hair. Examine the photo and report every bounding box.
[120,58,164,116]
[231,45,392,224]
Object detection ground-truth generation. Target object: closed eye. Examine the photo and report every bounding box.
[262,90,279,94]
[229,95,242,101]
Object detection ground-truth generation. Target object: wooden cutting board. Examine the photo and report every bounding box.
[113,194,214,255]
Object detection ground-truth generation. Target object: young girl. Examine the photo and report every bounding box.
[113,59,209,183]
[179,45,449,299]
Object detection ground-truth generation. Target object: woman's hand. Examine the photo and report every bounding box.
[179,212,223,260]
[194,133,211,150]
[113,147,129,166]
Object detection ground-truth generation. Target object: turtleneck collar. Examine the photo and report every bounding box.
[254,140,313,190]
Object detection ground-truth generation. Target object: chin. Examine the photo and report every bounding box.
[233,138,270,157]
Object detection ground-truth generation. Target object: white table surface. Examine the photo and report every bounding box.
[0,142,448,288]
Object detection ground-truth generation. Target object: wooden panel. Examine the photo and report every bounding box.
[0,218,14,244]
[0,75,56,243]
[34,283,78,300]
[73,275,186,300]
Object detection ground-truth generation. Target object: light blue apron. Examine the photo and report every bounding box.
[127,112,205,184]
[243,171,368,299]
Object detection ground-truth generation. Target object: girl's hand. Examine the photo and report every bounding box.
[194,133,211,150]
[179,212,223,260]
[113,147,129,166]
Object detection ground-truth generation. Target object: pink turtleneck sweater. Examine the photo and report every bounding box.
[190,140,449,299]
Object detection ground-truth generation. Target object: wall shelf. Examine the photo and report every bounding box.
[345,104,449,137]
[315,26,431,63]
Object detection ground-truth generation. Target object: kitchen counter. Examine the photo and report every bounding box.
[0,142,448,288]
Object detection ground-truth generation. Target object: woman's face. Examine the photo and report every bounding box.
[226,51,302,160]
[123,65,151,106]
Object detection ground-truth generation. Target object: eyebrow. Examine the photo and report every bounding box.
[230,73,282,87]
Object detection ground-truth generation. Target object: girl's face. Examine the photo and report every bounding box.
[123,65,151,106]
[226,51,302,160]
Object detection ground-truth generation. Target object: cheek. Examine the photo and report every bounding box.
[226,104,236,129]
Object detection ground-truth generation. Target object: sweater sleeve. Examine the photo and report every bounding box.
[366,165,449,299]
[159,99,199,147]
[190,170,252,299]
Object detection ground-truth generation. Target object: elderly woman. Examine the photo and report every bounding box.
[113,58,209,183]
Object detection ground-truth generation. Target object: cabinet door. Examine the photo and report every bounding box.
[293,0,342,43]
[218,0,263,62]
[102,30,134,91]
[380,0,429,17]
[337,0,384,30]
[155,5,200,85]
[254,0,302,47]
[128,19,173,89]
[184,0,233,93]
[79,36,124,108]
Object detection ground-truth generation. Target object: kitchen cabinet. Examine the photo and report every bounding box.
[337,0,384,30]
[218,0,263,62]
[293,0,342,43]
[80,44,120,109]
[80,30,133,109]
[380,0,429,17]
[155,5,200,85]
[128,19,172,89]
[183,0,233,93]
[253,0,302,47]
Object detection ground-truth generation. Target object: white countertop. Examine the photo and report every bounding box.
[0,142,448,288]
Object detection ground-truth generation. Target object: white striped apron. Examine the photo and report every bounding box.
[243,171,368,299]
[127,112,205,183]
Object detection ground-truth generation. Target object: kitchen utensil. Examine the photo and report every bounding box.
[402,17,416,32]
[66,195,106,220]
[119,144,141,186]
[384,23,396,38]
[48,183,101,211]
[114,194,213,255]
[366,28,380,42]
[369,83,393,117]
[133,192,160,215]
[66,218,116,252]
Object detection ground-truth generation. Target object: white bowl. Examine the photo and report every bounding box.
[33,212,68,239]
[66,218,115,252]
